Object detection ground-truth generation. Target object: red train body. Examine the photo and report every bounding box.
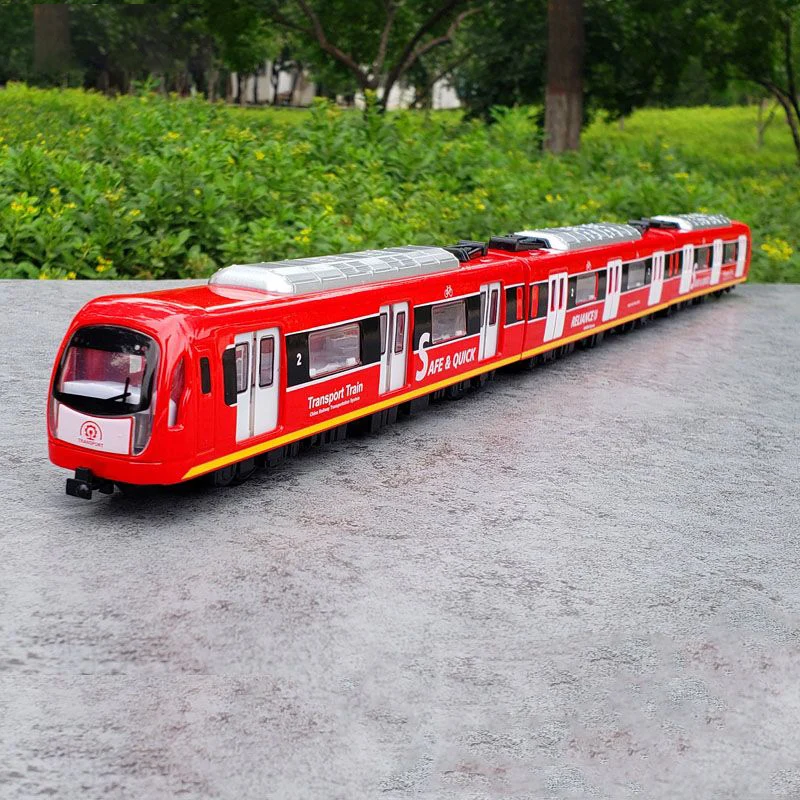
[47,213,751,498]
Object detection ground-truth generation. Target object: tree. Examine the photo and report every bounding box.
[696,0,800,163]
[261,0,480,108]
[34,3,72,81]
[544,0,584,152]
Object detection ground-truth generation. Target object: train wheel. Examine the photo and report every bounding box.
[210,465,237,488]
[233,458,257,484]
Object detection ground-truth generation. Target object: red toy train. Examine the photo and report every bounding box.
[48,212,750,498]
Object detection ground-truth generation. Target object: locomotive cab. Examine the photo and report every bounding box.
[51,325,161,458]
[48,309,195,496]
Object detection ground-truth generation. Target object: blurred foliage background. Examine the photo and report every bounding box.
[0,1,798,281]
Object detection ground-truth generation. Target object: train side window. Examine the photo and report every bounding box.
[575,273,597,304]
[394,311,406,354]
[432,299,467,344]
[530,282,548,319]
[489,289,499,325]
[505,287,517,325]
[222,348,238,406]
[516,287,524,320]
[235,342,250,393]
[199,357,211,394]
[259,337,275,387]
[379,312,388,356]
[723,242,738,263]
[695,246,711,271]
[625,261,647,290]
[308,322,361,379]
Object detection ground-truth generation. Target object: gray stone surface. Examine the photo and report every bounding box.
[0,280,798,799]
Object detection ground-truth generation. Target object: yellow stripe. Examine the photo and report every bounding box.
[182,275,746,480]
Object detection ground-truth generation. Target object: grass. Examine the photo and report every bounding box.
[0,84,796,282]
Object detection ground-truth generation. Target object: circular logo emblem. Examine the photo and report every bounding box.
[79,421,102,442]
[444,285,454,298]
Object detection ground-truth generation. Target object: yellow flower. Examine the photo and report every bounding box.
[545,193,555,203]
[49,187,60,196]
[164,131,181,141]
[193,188,201,196]
[760,237,793,262]
[673,172,690,180]
[637,161,652,172]
[127,209,141,218]
[38,271,50,280]
[254,150,265,161]
[10,201,25,214]
[64,202,77,210]
[96,256,113,273]
[66,271,77,280]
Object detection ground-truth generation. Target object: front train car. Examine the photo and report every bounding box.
[48,292,199,498]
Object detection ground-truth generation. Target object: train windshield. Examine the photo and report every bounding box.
[54,325,159,417]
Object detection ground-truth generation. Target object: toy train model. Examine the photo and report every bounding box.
[48,212,750,499]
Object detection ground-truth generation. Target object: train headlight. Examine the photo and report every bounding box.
[132,406,154,455]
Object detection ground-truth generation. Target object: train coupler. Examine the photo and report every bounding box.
[65,467,114,500]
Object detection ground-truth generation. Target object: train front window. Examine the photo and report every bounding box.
[55,326,159,417]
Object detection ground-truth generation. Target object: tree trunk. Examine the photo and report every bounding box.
[544,0,584,153]
[33,4,72,80]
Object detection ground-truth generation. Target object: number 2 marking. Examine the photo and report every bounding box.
[296,353,302,366]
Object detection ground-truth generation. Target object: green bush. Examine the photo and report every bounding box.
[0,84,797,281]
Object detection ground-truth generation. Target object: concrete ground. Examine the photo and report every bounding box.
[0,280,798,800]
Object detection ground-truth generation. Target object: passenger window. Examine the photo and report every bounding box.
[432,300,467,344]
[379,312,388,356]
[199,357,211,394]
[394,311,406,354]
[529,285,538,318]
[235,342,249,393]
[537,283,548,318]
[695,246,711,271]
[516,287,524,320]
[489,289,499,325]
[723,242,738,263]
[259,337,274,387]
[574,274,597,304]
[626,262,647,290]
[308,322,361,379]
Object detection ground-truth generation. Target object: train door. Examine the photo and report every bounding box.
[648,252,665,306]
[711,239,723,285]
[543,272,568,342]
[234,327,280,442]
[679,243,694,294]
[735,234,748,277]
[479,282,501,359]
[602,259,622,322]
[379,302,409,393]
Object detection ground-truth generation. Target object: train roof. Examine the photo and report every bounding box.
[648,213,732,231]
[512,222,642,252]
[209,245,460,295]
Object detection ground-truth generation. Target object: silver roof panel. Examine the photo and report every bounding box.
[650,213,731,231]
[513,222,642,252]
[210,245,460,295]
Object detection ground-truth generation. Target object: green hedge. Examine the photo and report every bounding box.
[0,84,796,281]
